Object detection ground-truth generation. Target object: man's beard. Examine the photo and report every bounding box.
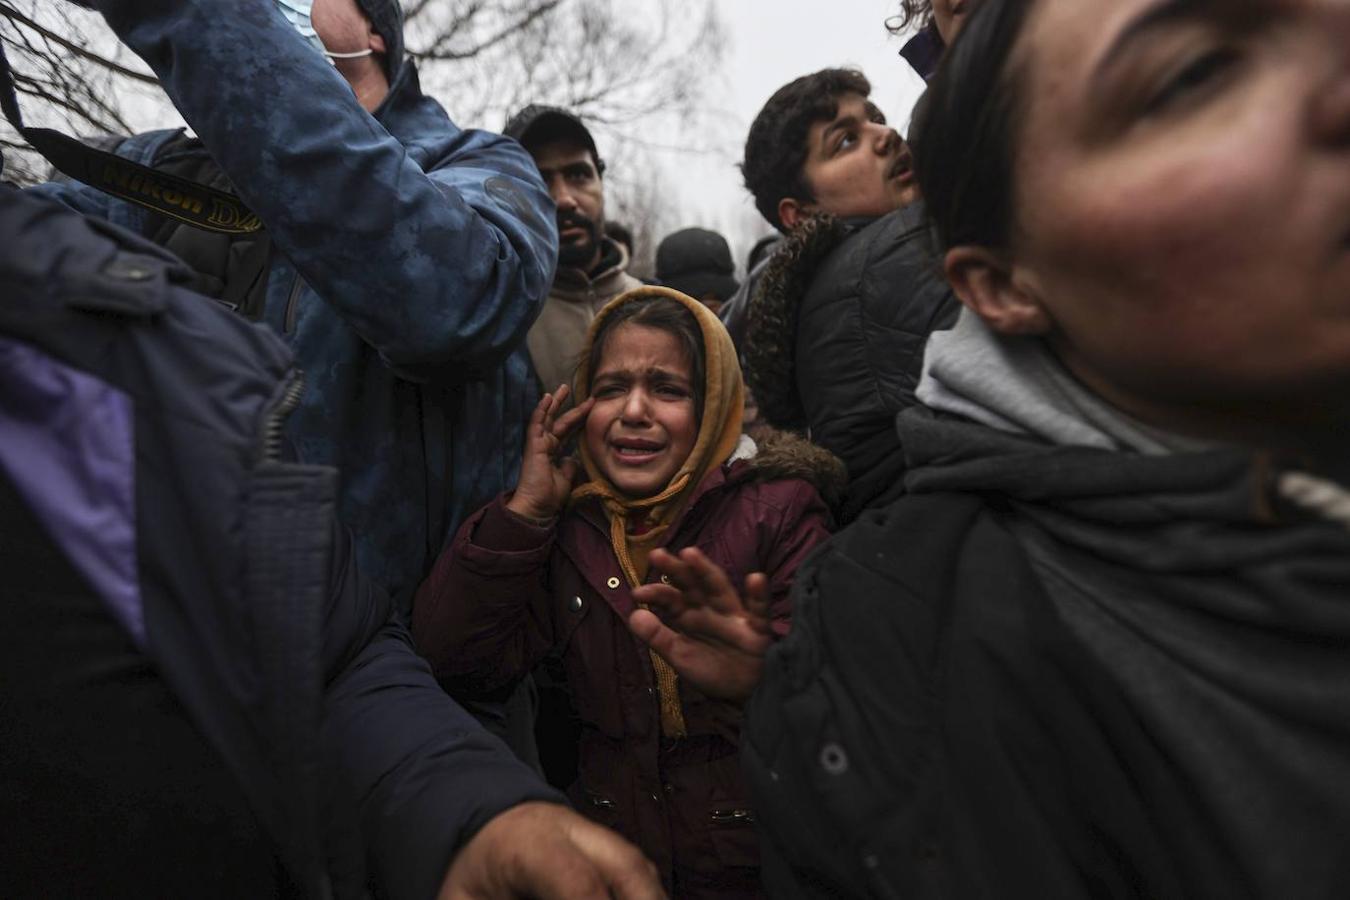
[557,210,601,269]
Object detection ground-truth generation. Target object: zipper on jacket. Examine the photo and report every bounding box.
[709,808,756,825]
[260,369,306,462]
[283,275,305,334]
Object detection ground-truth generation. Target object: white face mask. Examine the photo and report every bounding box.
[276,0,374,65]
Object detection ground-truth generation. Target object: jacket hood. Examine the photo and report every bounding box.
[745,212,850,430]
[356,0,405,79]
[736,427,848,511]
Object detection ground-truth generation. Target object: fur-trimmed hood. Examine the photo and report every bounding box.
[744,213,851,431]
[733,426,849,513]
[740,203,960,522]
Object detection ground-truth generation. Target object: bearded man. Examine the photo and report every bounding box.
[505,106,643,395]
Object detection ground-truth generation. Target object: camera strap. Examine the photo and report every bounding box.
[0,44,262,235]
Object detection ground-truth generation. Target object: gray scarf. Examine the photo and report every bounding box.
[916,309,1213,456]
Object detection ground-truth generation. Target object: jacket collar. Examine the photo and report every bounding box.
[571,460,739,547]
[369,61,437,142]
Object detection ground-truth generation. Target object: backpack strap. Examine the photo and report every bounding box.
[0,44,261,235]
[108,131,276,321]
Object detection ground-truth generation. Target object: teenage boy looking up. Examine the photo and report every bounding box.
[734,68,959,520]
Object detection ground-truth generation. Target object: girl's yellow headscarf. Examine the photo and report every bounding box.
[571,286,745,736]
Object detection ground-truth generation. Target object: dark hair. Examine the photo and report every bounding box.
[885,0,933,33]
[910,0,1035,251]
[742,69,872,232]
[586,296,707,423]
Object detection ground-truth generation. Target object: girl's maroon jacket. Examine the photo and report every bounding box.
[414,435,841,898]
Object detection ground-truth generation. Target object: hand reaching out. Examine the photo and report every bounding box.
[439,801,665,900]
[506,385,595,522]
[628,547,773,704]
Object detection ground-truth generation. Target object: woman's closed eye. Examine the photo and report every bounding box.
[1143,45,1244,117]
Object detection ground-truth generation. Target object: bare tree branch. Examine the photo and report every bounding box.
[0,0,728,260]
[0,1,156,85]
[409,0,562,62]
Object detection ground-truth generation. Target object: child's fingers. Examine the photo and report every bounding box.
[528,392,552,431]
[743,573,773,636]
[677,547,739,614]
[627,608,680,657]
[632,582,694,617]
[663,604,770,653]
[552,396,595,441]
[646,549,704,600]
[540,389,561,433]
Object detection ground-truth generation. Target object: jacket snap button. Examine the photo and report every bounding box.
[570,595,584,611]
[607,576,620,589]
[820,742,850,776]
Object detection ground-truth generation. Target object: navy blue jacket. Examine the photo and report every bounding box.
[0,183,559,900]
[34,0,559,601]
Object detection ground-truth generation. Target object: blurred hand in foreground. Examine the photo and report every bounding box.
[440,801,665,900]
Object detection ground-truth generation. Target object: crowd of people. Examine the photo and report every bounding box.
[4,0,1350,897]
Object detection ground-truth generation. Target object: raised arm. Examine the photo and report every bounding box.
[85,0,558,383]
[413,387,593,690]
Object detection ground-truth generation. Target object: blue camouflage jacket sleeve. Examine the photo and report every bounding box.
[319,519,562,900]
[84,0,558,385]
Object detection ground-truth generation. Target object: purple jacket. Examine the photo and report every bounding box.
[414,434,841,898]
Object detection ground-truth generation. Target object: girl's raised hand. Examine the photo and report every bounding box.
[628,547,774,704]
[506,384,595,522]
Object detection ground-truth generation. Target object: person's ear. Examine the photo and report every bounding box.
[370,31,387,54]
[944,246,1053,336]
[778,197,806,230]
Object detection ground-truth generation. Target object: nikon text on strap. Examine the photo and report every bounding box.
[0,45,262,235]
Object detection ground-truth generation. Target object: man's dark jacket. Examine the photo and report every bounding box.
[745,205,959,522]
[744,405,1350,899]
[0,184,557,899]
[33,0,559,602]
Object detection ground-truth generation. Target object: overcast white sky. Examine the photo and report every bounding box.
[8,0,925,273]
[633,0,928,268]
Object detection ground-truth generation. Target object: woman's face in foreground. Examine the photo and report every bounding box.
[1000,0,1350,435]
